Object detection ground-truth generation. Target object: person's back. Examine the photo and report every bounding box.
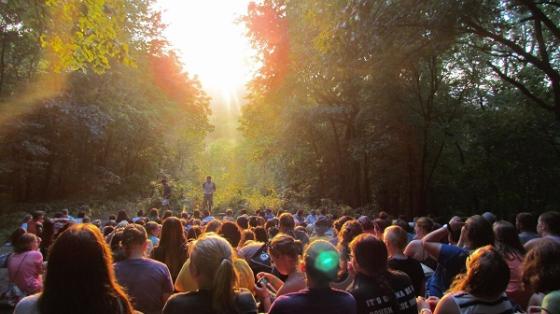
[164,289,256,314]
[447,292,513,314]
[351,271,417,314]
[8,233,43,295]
[387,256,424,297]
[267,240,356,314]
[427,246,514,314]
[115,224,174,314]
[115,257,173,313]
[269,288,356,314]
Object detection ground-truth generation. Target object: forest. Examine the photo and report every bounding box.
[0,0,559,219]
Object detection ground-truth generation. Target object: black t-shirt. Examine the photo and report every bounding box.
[388,256,425,297]
[350,271,417,314]
[163,289,257,314]
[269,287,357,314]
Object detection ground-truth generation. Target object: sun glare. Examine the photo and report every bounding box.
[157,0,256,110]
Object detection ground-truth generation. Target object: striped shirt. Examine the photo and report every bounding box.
[451,292,515,314]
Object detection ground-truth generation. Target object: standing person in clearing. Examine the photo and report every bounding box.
[202,176,216,212]
[162,179,172,209]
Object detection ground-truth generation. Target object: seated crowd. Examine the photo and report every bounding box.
[2,207,560,314]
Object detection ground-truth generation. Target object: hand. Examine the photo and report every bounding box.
[448,216,464,232]
[254,280,271,300]
[256,272,282,291]
[416,297,430,311]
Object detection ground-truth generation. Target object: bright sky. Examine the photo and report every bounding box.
[156,0,256,111]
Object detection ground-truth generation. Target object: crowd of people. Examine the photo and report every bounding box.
[1,206,560,314]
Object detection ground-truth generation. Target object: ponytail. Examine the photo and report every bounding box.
[190,234,240,314]
[211,258,239,313]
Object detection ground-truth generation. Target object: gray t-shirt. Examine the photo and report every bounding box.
[202,182,215,195]
[114,258,174,314]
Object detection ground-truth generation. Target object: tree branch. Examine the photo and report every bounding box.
[487,62,553,111]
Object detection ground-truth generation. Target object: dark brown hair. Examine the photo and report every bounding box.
[39,224,134,314]
[219,221,242,247]
[493,220,525,260]
[151,217,187,280]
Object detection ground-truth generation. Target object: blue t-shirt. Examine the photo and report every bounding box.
[269,287,356,314]
[114,258,174,314]
[427,244,469,297]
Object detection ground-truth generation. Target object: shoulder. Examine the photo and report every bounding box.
[434,292,461,314]
[163,291,199,313]
[235,289,258,312]
[14,293,41,314]
[388,269,413,285]
[28,250,42,258]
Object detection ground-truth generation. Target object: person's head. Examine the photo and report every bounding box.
[349,233,388,276]
[279,213,295,234]
[157,217,187,276]
[103,226,115,237]
[193,210,201,219]
[32,210,45,222]
[296,209,304,217]
[373,218,390,239]
[265,217,278,230]
[482,211,497,225]
[450,245,510,299]
[136,209,145,217]
[21,214,32,224]
[383,225,408,255]
[239,229,255,247]
[333,216,352,234]
[394,219,411,233]
[269,234,303,276]
[219,221,242,247]
[145,221,161,237]
[206,176,212,182]
[357,216,373,231]
[249,216,259,228]
[204,219,222,233]
[148,208,159,219]
[338,219,364,249]
[159,217,186,247]
[493,220,525,259]
[315,216,331,236]
[537,211,560,236]
[40,224,134,314]
[522,241,560,293]
[187,226,202,241]
[253,226,268,243]
[189,234,238,313]
[236,215,249,230]
[303,240,339,288]
[463,215,494,249]
[225,208,233,216]
[414,217,434,238]
[61,208,69,217]
[116,210,129,223]
[515,212,536,233]
[14,232,40,253]
[268,226,279,239]
[162,210,173,221]
[121,224,148,256]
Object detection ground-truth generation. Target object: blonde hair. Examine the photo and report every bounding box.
[383,225,408,250]
[190,233,239,313]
